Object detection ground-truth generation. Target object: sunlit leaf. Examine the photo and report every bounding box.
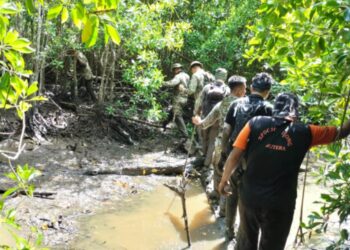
[47,4,63,20]
[106,24,120,45]
[81,15,99,47]
[26,82,38,97]
[25,0,36,15]
[61,7,69,24]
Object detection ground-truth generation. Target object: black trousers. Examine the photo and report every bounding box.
[235,200,294,250]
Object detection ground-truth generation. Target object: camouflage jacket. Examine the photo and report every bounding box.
[188,69,214,101]
[164,71,190,101]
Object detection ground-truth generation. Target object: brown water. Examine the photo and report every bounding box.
[73,180,230,250]
[73,175,346,250]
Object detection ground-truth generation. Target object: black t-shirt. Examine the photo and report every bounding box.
[240,116,312,210]
[224,94,273,154]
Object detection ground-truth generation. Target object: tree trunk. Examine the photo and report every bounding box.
[33,4,43,84]
[98,43,110,103]
[39,32,47,94]
[107,43,116,101]
[72,55,78,101]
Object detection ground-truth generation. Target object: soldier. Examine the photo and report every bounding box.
[187,61,213,104]
[163,63,190,139]
[193,68,229,170]
[223,72,274,240]
[187,61,214,155]
[192,75,247,213]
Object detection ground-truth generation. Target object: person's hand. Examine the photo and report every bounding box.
[218,179,232,196]
[178,84,185,92]
[192,115,202,126]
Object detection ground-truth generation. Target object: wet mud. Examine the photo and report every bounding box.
[0,134,348,249]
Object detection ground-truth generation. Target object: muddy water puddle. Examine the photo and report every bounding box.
[73,180,229,250]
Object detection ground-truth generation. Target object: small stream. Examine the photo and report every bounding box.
[72,180,230,250]
[70,175,346,250]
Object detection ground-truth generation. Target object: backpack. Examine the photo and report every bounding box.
[202,81,227,117]
[203,71,215,86]
[228,97,271,149]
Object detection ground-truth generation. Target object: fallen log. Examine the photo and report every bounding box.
[0,189,56,199]
[112,114,163,128]
[84,166,184,176]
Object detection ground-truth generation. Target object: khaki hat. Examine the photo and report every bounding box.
[171,63,183,70]
[215,68,228,81]
[190,61,203,69]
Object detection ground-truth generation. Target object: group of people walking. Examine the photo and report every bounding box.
[163,61,350,250]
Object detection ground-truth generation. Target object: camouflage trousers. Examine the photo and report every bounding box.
[226,164,244,236]
[201,120,220,167]
[170,96,188,138]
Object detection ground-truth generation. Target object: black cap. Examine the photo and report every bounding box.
[273,93,299,119]
[251,72,273,91]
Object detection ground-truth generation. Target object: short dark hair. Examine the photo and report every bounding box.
[251,72,273,92]
[228,75,246,90]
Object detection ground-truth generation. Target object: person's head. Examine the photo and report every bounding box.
[228,75,247,98]
[250,72,273,99]
[190,61,203,74]
[214,68,228,82]
[273,93,299,120]
[171,63,183,75]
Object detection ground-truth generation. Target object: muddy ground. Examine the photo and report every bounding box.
[0,133,192,248]
[0,103,197,248]
[0,104,348,249]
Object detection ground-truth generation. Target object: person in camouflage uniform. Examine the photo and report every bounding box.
[223,72,274,241]
[192,75,247,212]
[163,63,190,138]
[193,68,229,169]
[187,61,214,104]
[186,61,214,154]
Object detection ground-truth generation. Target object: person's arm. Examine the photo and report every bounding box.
[218,148,244,195]
[221,122,232,153]
[218,122,251,196]
[309,119,350,148]
[187,74,198,96]
[192,103,221,129]
[164,74,181,88]
[221,102,236,153]
[193,87,206,115]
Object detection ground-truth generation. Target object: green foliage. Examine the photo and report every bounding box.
[45,0,120,47]
[0,2,46,119]
[0,1,48,249]
[4,164,41,198]
[117,0,191,120]
[0,164,44,250]
[179,0,260,74]
[246,0,350,247]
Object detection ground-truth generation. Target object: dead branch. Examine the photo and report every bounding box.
[113,115,163,128]
[84,166,183,176]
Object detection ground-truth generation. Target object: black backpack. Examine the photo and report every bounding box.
[202,81,227,117]
[228,96,272,152]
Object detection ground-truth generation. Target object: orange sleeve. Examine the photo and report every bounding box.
[233,122,251,150]
[309,125,337,147]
